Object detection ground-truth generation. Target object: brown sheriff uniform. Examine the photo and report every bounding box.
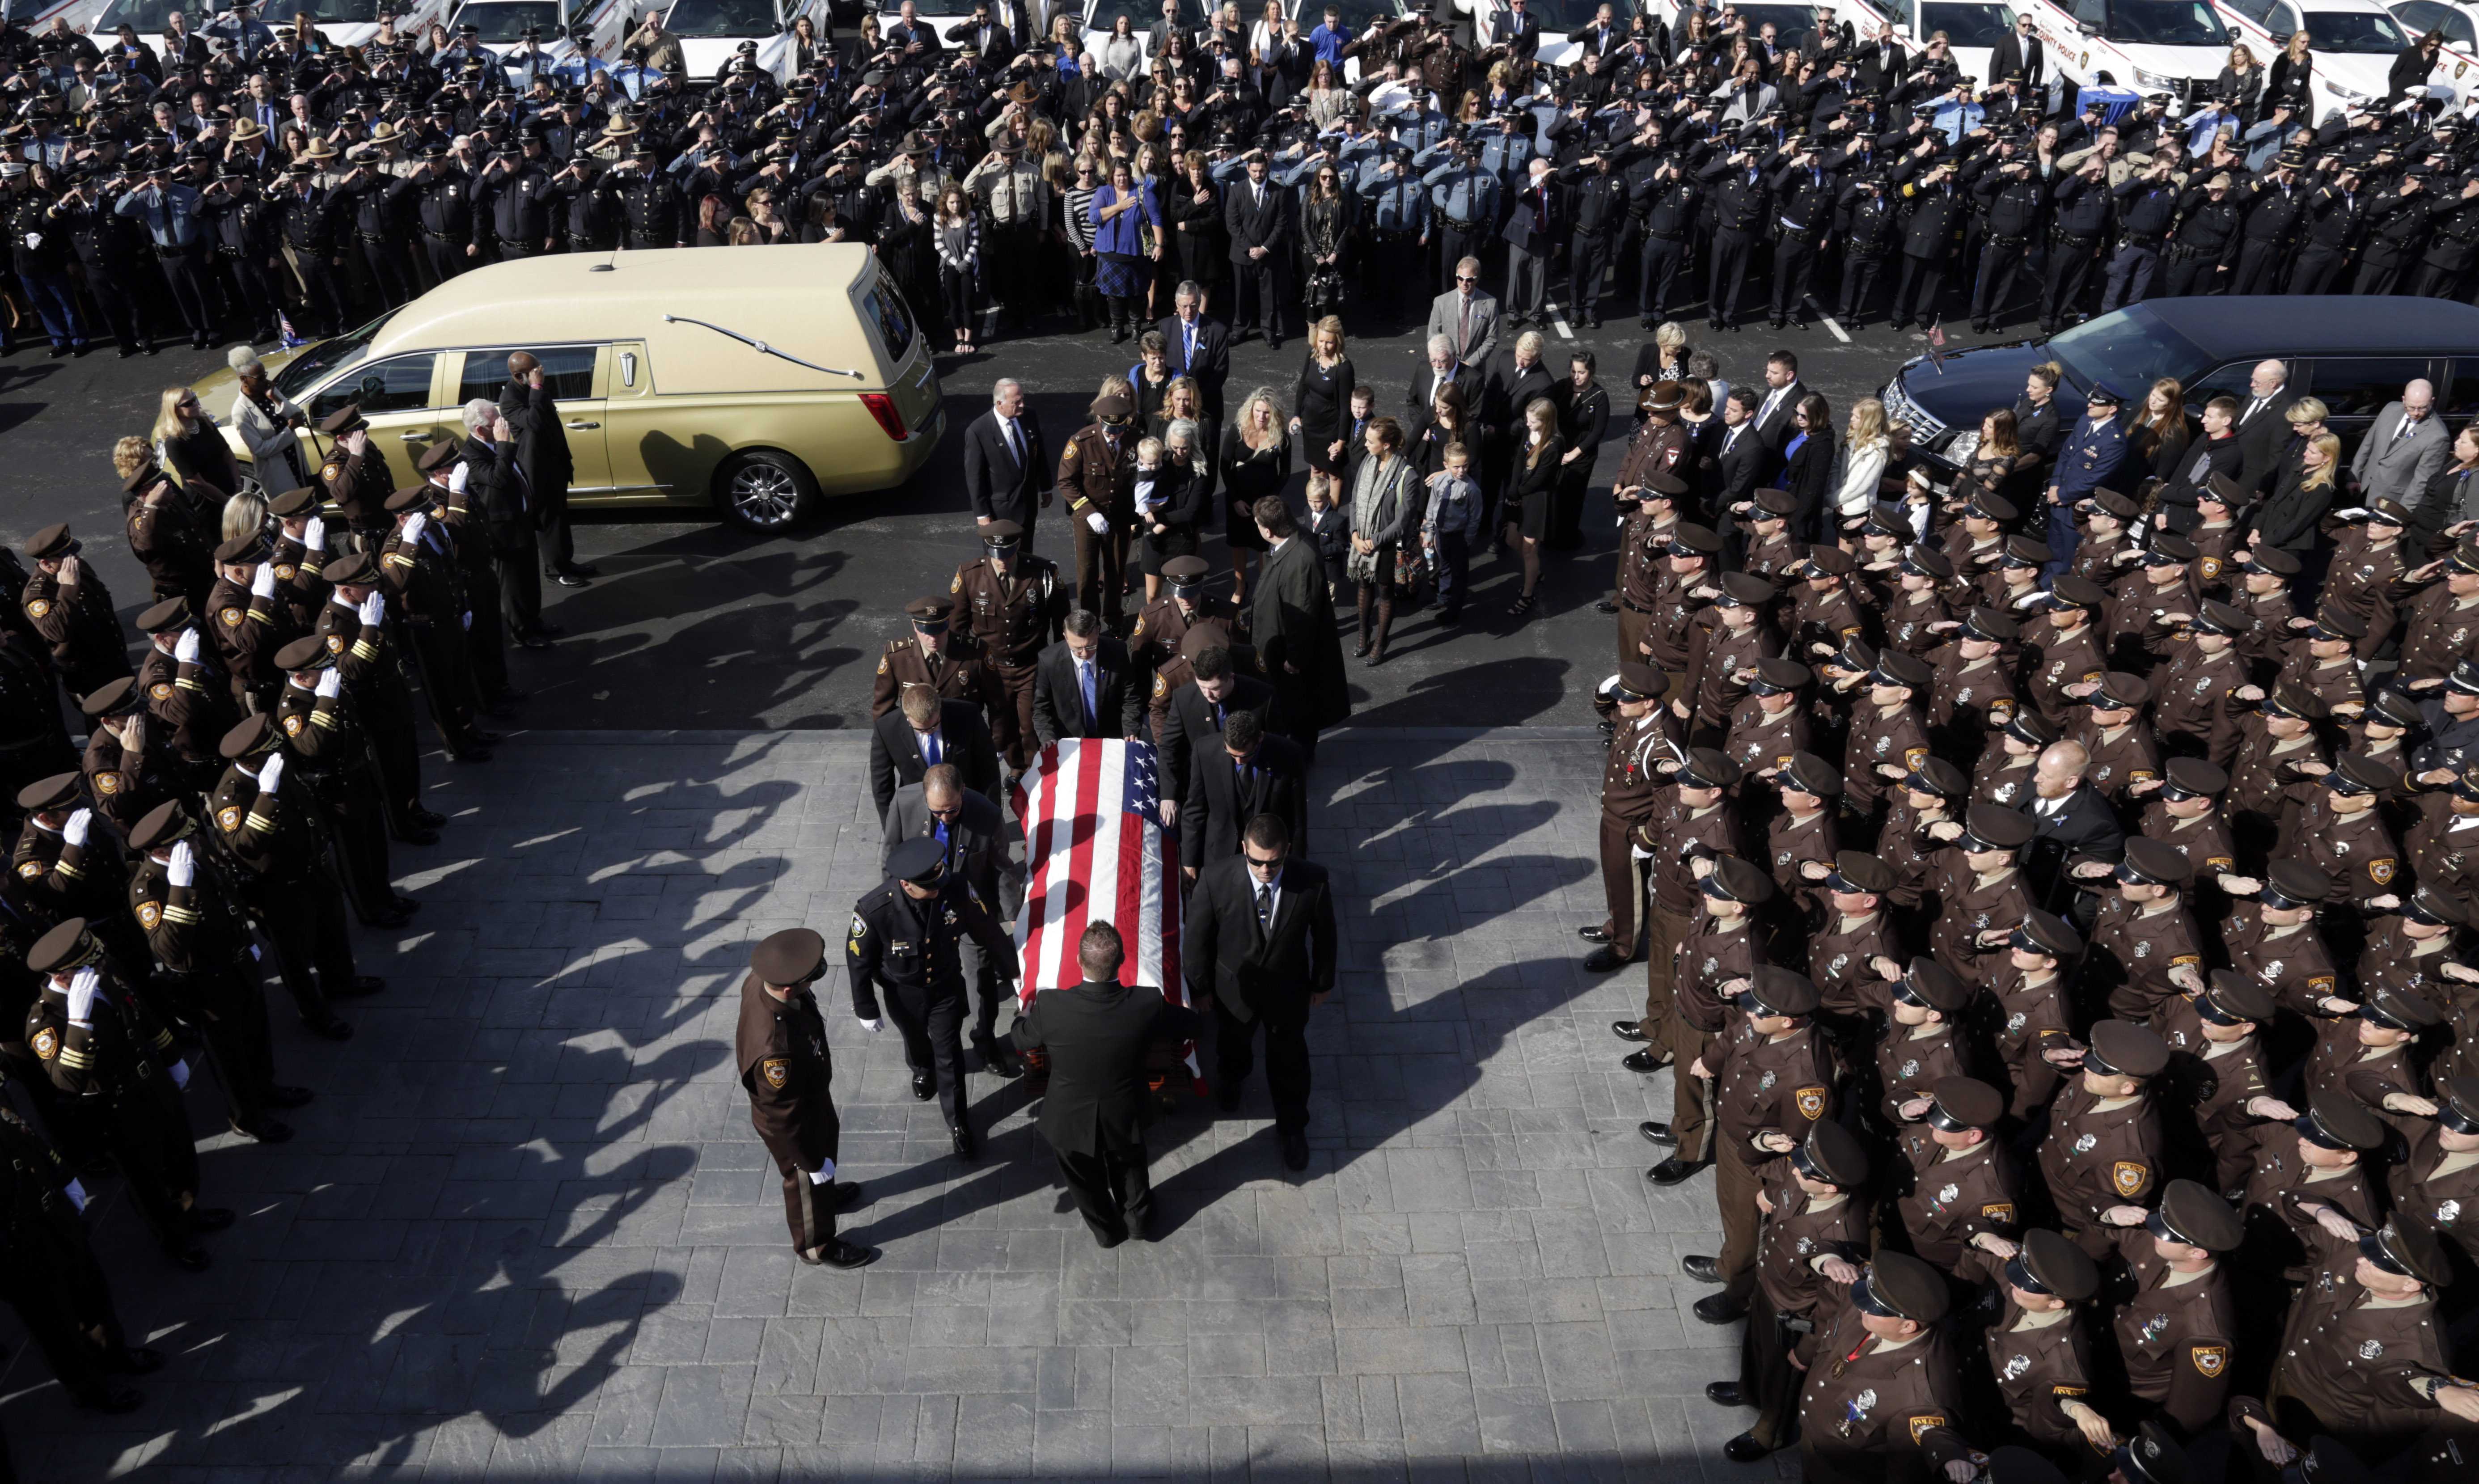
[2038,1081,2164,1255]
[1895,1139,2019,1283]
[2228,720,2326,846]
[2405,795,2479,905]
[2220,907,2340,1018]
[1809,912,1897,1022]
[2304,1023,2425,1143]
[1745,530,1802,588]
[1612,511,1669,667]
[22,564,132,700]
[2269,1222,2452,1454]
[80,715,182,840]
[1751,1177,1866,1388]
[2287,796,2401,914]
[2115,1244,2238,1434]
[1666,915,1765,1161]
[2153,642,2248,764]
[954,554,1066,770]
[1929,866,2031,986]
[1709,1018,1832,1299]
[2388,1128,2479,1265]
[204,573,304,715]
[319,442,396,533]
[1056,423,1136,621]
[1973,748,2042,810]
[1630,800,1742,1040]
[1639,565,1712,675]
[2186,1033,2276,1192]
[736,971,843,1255]
[1723,696,1810,780]
[1682,617,1778,733]
[2143,804,2239,884]
[1796,1309,1967,1484]
[1879,590,1951,657]
[2274,645,2369,719]
[1983,964,2073,1116]
[1127,595,1235,676]
[2190,522,2243,592]
[1875,1024,1971,1132]
[2394,584,2479,684]
[2242,1124,2382,1278]
[1598,710,1679,955]
[1788,583,1868,660]
[868,632,1018,761]
[2320,524,2404,660]
[2083,896,2206,1026]
[1766,806,1839,925]
[2234,583,2299,670]
[2021,618,2107,728]
[1925,647,2017,760]
[1842,702,1929,817]
[1985,1301,2095,1451]
[2073,718,2162,809]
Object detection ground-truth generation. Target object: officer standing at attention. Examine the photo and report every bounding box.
[1794,1249,1967,1484]
[738,927,874,1270]
[953,521,1066,776]
[846,837,1016,1161]
[2042,383,2129,579]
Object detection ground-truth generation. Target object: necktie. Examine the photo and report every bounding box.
[1004,416,1022,465]
[1458,294,1472,355]
[1256,882,1273,929]
[2246,396,2266,423]
[1079,660,1097,730]
[933,818,950,856]
[2397,415,2415,443]
[921,728,941,768]
[1184,319,1197,366]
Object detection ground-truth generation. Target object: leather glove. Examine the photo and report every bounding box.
[316,667,343,699]
[403,512,429,545]
[168,840,195,887]
[65,967,99,1024]
[168,1058,190,1090]
[257,754,284,792]
[62,809,88,847]
[250,562,277,599]
[175,628,201,664]
[303,515,326,553]
[358,592,385,627]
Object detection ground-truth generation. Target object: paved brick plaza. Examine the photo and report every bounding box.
[0,729,1786,1482]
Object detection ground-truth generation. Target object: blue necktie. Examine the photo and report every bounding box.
[1079,662,1097,731]
[922,728,941,768]
[933,818,950,861]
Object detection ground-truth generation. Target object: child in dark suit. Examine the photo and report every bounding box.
[1303,470,1351,602]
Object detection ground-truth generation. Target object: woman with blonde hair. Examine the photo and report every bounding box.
[222,487,269,547]
[1502,398,1563,617]
[1833,397,1891,528]
[2268,29,2315,115]
[151,385,241,495]
[1304,57,1346,128]
[2215,42,2262,119]
[1632,321,1691,421]
[1290,316,1355,476]
[1218,387,1292,605]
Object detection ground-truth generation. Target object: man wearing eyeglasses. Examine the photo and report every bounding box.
[880,763,1022,1077]
[1183,812,1334,1169]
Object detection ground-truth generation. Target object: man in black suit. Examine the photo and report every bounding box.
[881,763,1022,1074]
[941,0,1019,63]
[1406,335,1473,420]
[458,398,550,648]
[1161,645,1278,815]
[869,687,1001,818]
[1179,709,1306,874]
[1223,151,1292,348]
[1158,283,1230,421]
[1988,11,2043,88]
[1248,499,1349,753]
[1012,922,1201,1246]
[1852,19,1908,92]
[1747,350,1806,473]
[1032,609,1143,743]
[1484,0,1540,59]
[1184,813,1336,1168]
[496,351,596,589]
[1565,1,1622,59]
[962,377,1050,553]
[2232,359,2298,492]
[2021,738,2127,921]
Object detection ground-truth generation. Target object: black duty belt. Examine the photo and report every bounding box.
[1646,228,1685,241]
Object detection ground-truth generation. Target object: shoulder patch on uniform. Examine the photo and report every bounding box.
[847,911,867,945]
[23,599,47,619]
[2191,1344,2228,1377]
[93,771,119,795]
[1794,1086,1827,1119]
[14,861,40,879]
[148,681,173,702]
[31,1027,55,1060]
[2309,974,2336,993]
[217,806,242,833]
[1904,746,1928,770]
[1152,672,1169,700]
[876,653,889,675]
[951,572,963,595]
[2369,858,2398,885]
[1980,1202,2015,1222]
[761,1056,788,1089]
[220,606,245,627]
[1907,1416,1946,1444]
[282,714,304,736]
[2112,1160,2149,1197]
[137,901,162,930]
[1131,616,1148,643]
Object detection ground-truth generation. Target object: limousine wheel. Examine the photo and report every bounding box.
[717,449,817,534]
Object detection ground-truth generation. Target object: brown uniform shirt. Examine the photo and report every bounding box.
[2273,647,2368,719]
[2038,1081,2164,1232]
[2388,1129,2479,1266]
[1925,646,2018,750]
[2320,523,2404,658]
[2220,907,2340,1018]
[2287,795,2401,912]
[1723,695,1809,780]
[955,556,1067,666]
[1929,866,2031,987]
[1897,1138,2020,1281]
[2020,617,2107,727]
[1672,916,1764,1037]
[2272,1222,2450,1451]
[1842,701,1929,815]
[1984,1300,2094,1449]
[2141,803,2239,883]
[735,973,838,1172]
[1796,1313,1967,1482]
[1056,423,1136,526]
[1637,799,1743,917]
[2153,641,2248,763]
[1981,964,2073,1115]
[2394,583,2479,684]
[1710,1017,1832,1157]
[1766,806,1838,909]
[1683,616,1778,729]
[2085,895,2205,1025]
[2115,1246,2237,1433]
[2071,718,2162,808]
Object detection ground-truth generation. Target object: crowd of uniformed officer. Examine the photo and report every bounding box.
[1584,338,2479,1482]
[0,407,549,1437]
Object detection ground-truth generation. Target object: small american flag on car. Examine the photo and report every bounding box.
[1011,739,1201,1090]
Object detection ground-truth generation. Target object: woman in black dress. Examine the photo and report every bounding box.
[1551,350,1610,550]
[1168,149,1228,309]
[1410,385,1476,480]
[1290,316,1355,478]
[1134,429,1208,605]
[1503,399,1564,617]
[1781,393,1836,543]
[1219,387,1292,607]
[2130,376,2198,486]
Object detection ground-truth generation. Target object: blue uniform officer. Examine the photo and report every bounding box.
[2043,381,2129,580]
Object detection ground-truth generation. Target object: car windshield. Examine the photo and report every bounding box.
[1328,0,1413,26]
[2044,305,2210,393]
[1719,2,1821,38]
[2304,8,2409,50]
[2103,0,2228,42]
[1523,0,1633,27]
[1087,0,1203,31]
[457,0,566,40]
[664,0,779,35]
[272,311,393,400]
[92,0,203,33]
[288,0,382,21]
[1922,0,2018,44]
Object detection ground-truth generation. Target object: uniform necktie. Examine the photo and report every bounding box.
[1256,882,1273,929]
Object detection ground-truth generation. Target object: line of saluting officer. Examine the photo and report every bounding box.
[1580,381,2479,1479]
[0,407,563,1433]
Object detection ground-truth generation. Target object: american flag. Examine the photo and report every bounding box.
[1011,739,1201,1091]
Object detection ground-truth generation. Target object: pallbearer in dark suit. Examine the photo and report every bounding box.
[1178,709,1306,873]
[1183,812,1337,1169]
[736,928,875,1269]
[1013,922,1203,1247]
[869,687,1003,819]
[962,377,1051,554]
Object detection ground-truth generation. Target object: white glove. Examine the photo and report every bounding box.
[168,839,195,887]
[1085,510,1109,535]
[257,754,284,792]
[250,562,277,599]
[402,512,429,546]
[168,1058,190,1090]
[858,1017,882,1033]
[461,610,472,630]
[448,462,470,496]
[303,515,326,553]
[175,628,201,664]
[358,592,385,627]
[1629,843,1653,861]
[805,1160,838,1185]
[65,967,99,1024]
[62,809,89,847]
[62,1178,86,1212]
[316,668,343,700]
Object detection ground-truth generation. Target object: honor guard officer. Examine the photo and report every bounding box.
[1891,1077,2021,1286]
[2113,1178,2242,1436]
[1645,853,1775,1184]
[1618,748,1746,1071]
[1130,555,1234,677]
[25,918,229,1270]
[210,715,378,1040]
[846,836,1016,1161]
[272,634,413,928]
[264,486,334,631]
[1981,1227,2110,1461]
[869,596,1016,764]
[2263,1213,2479,1449]
[378,487,495,763]
[205,533,298,715]
[1057,388,1139,623]
[954,521,1065,772]
[1794,1250,1967,1484]
[0,1098,159,1412]
[315,553,442,843]
[1840,648,1933,833]
[414,145,476,282]
[2243,1091,2386,1278]
[77,677,181,840]
[619,143,688,249]
[737,927,875,1269]
[127,798,309,1144]
[1876,959,1978,1146]
[13,772,148,979]
[21,523,132,704]
[134,598,235,778]
[2389,1076,2479,1275]
[1713,1118,1872,1464]
[2039,1018,2170,1260]
[1584,663,1677,974]
[316,405,397,537]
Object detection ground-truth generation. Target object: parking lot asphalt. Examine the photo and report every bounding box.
[0,288,2009,731]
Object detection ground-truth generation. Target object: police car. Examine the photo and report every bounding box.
[81,0,451,57]
[446,0,630,78]
[1081,0,1406,80]
[2387,0,2479,101]
[1831,0,2024,93]
[2212,0,2412,119]
[661,0,822,80]
[2018,0,2231,104]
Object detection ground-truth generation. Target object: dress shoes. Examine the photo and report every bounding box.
[340,976,385,997]
[826,1181,863,1212]
[516,631,553,649]
[1595,598,1620,614]
[412,807,448,829]
[1578,924,1612,943]
[1692,1292,1747,1325]
[1680,1254,1723,1282]
[1280,1131,1310,1170]
[81,1385,144,1413]
[110,1346,165,1375]
[1611,1021,1648,1043]
[550,572,590,588]
[187,1206,235,1233]
[231,1119,293,1144]
[1583,946,1633,973]
[1639,1121,1675,1146]
[1646,1157,1706,1186]
[306,1014,354,1040]
[1725,1434,1774,1462]
[949,1120,978,1161]
[1621,1048,1671,1074]
[1705,1382,1747,1407]
[800,1239,879,1268]
[911,1070,935,1101]
[266,1085,313,1109]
